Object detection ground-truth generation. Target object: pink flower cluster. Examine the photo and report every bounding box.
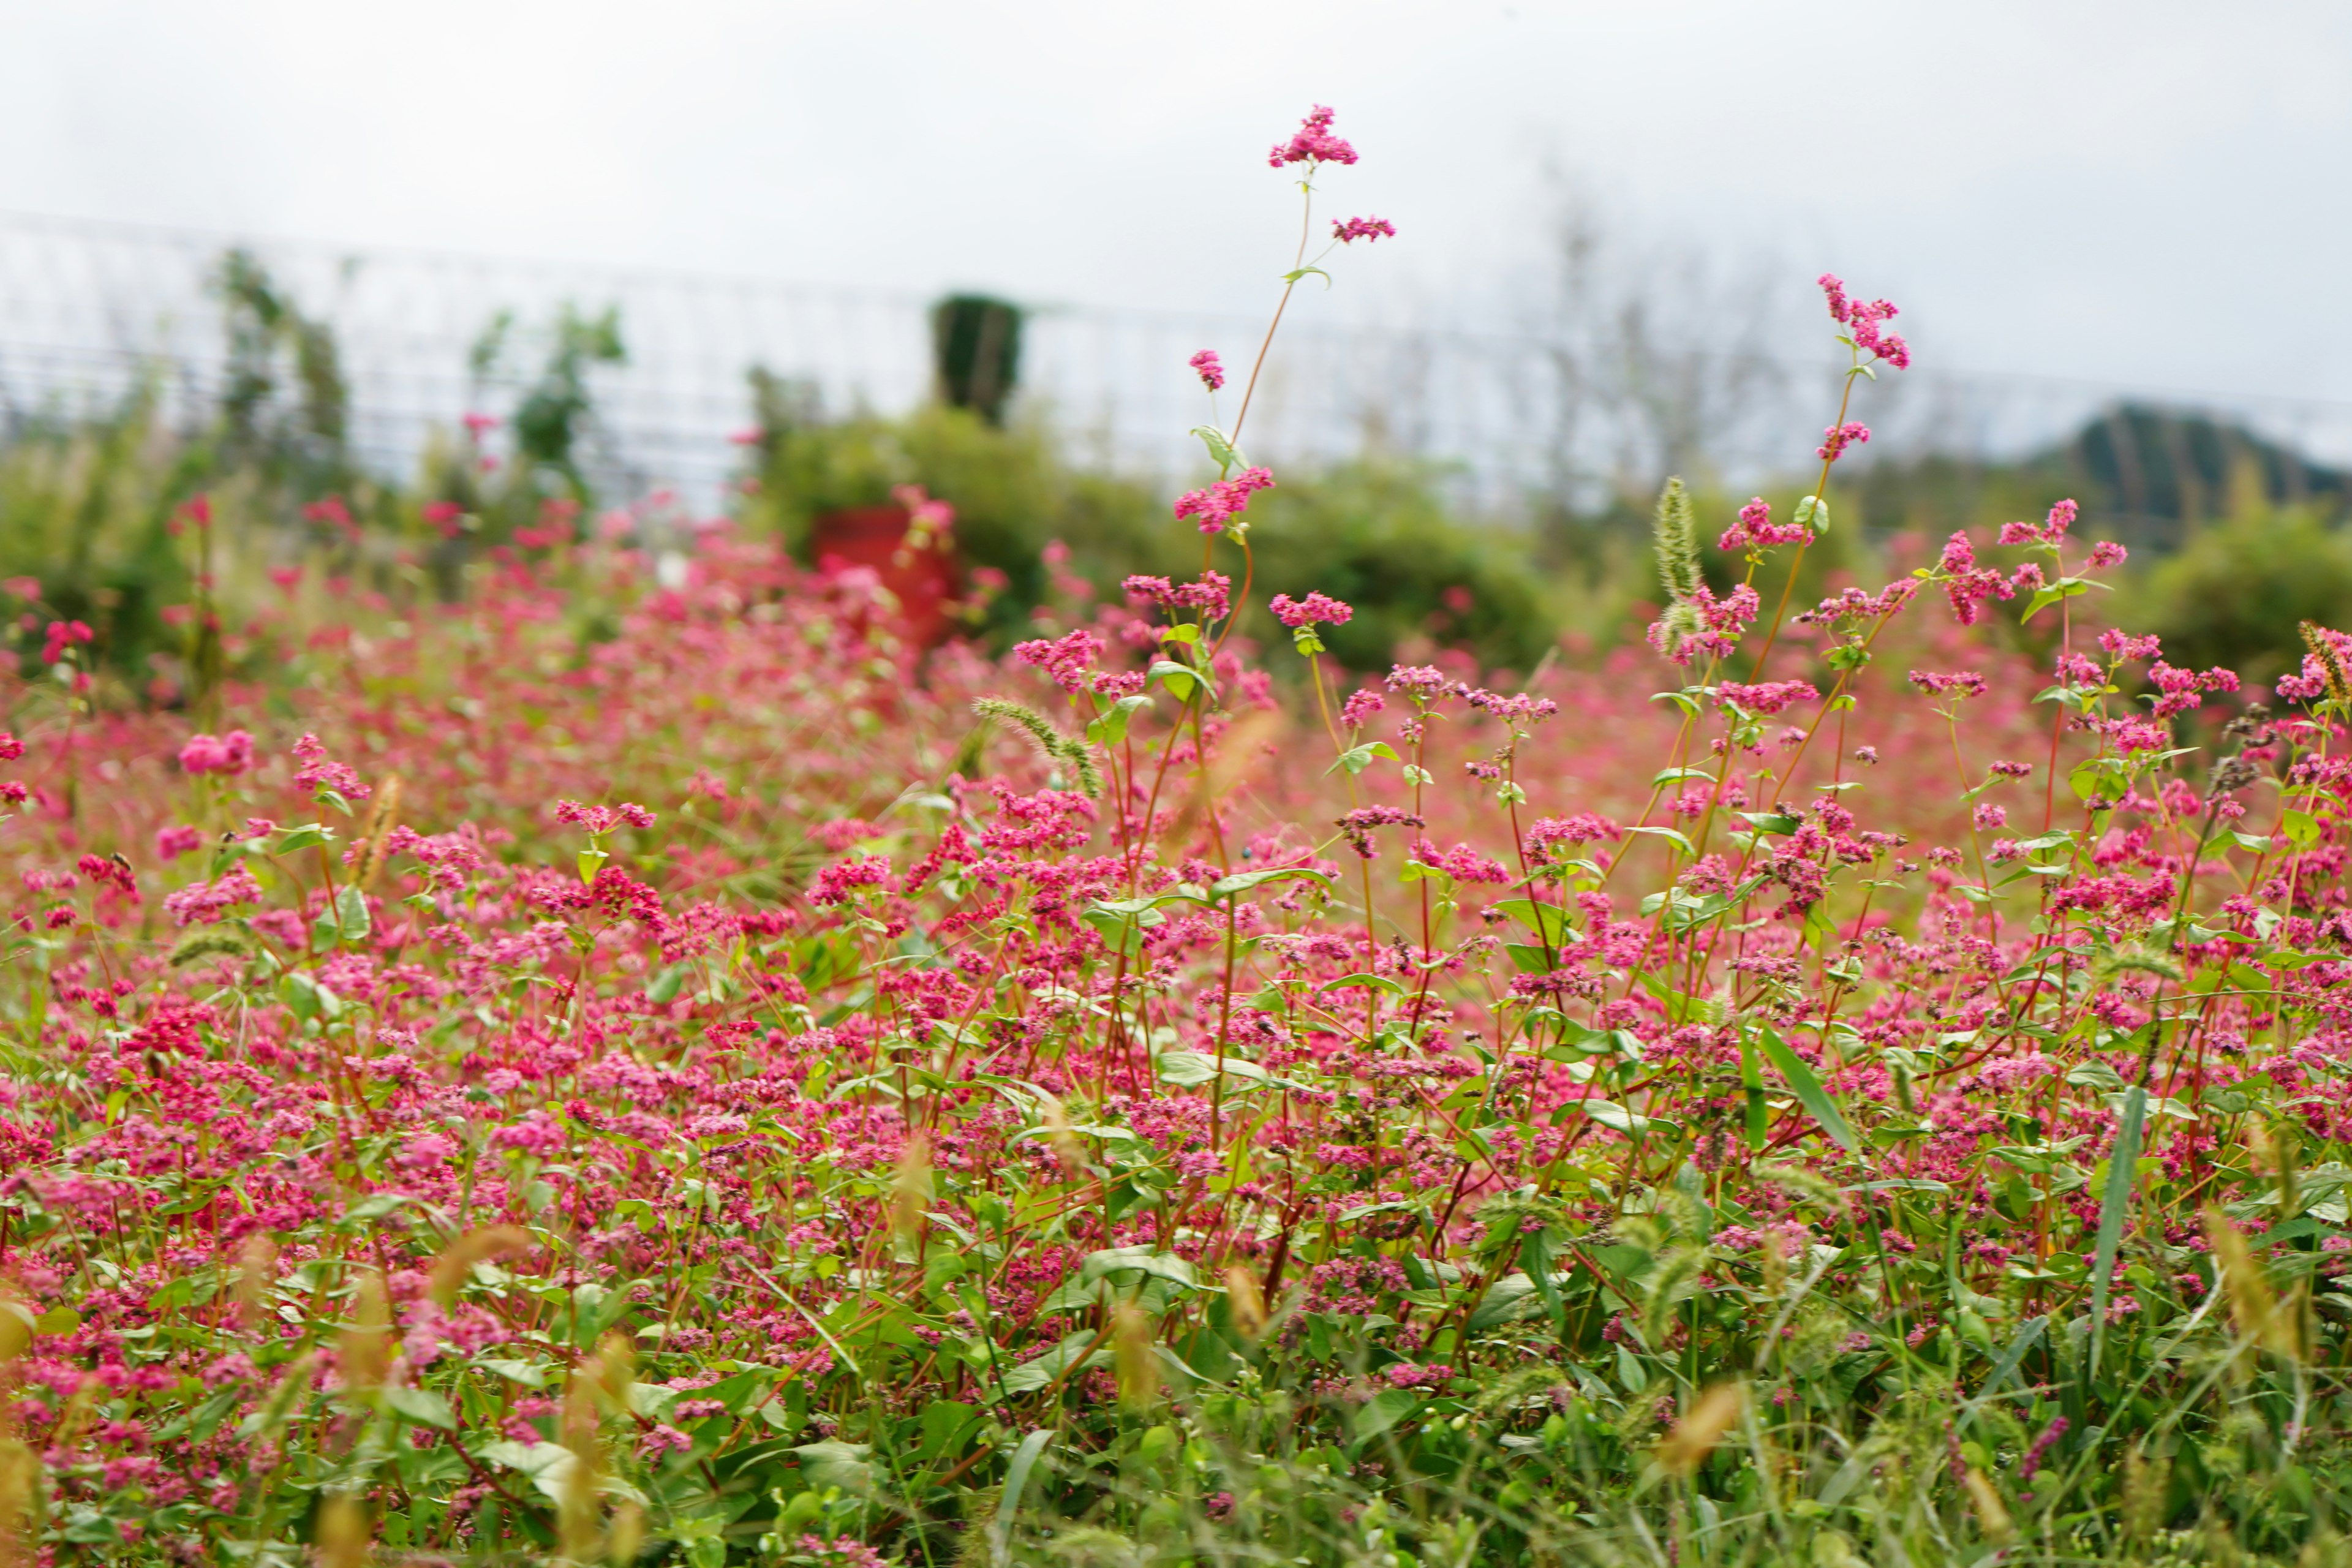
[1332,216,1395,244]
[1123,573,1232,621]
[1189,350,1225,391]
[1717,497,1811,552]
[1716,680,1819,716]
[1172,466,1275,533]
[291,733,371,802]
[40,620,92,665]
[2147,661,2239,718]
[1818,273,1910,369]
[1816,421,1871,463]
[1268,105,1357,168]
[178,730,257,777]
[1270,592,1353,628]
[2000,498,2080,545]
[553,800,658,834]
[1908,669,1989,698]
[1012,628,1104,692]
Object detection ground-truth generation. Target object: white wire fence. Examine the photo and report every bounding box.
[2,209,2348,521]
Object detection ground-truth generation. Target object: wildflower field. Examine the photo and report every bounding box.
[6,109,2352,1568]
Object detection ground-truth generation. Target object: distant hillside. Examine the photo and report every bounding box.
[1852,403,2348,552]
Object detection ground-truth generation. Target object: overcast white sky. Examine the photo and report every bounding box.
[1,0,2348,407]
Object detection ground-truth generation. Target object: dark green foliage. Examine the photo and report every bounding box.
[931,293,1024,424]
[507,304,627,489]
[2125,504,2352,684]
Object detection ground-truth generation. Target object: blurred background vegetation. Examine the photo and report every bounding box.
[4,247,2347,705]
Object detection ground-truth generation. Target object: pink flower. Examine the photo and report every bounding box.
[154,824,204,861]
[291,734,371,802]
[1409,840,1510,884]
[810,855,894,906]
[1717,680,1818,716]
[1816,422,1871,462]
[178,731,257,777]
[1172,467,1275,534]
[40,620,92,665]
[1908,669,1988,698]
[1268,105,1358,168]
[1339,688,1385,728]
[2089,540,2128,568]
[554,801,658,835]
[1188,350,1225,391]
[1012,628,1104,691]
[1719,497,1810,551]
[1524,813,1619,853]
[1269,591,1353,628]
[1332,216,1395,244]
[2098,630,2162,664]
[1819,274,1910,368]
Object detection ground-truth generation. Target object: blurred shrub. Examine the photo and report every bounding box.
[2123,503,2352,685]
[739,386,1556,670]
[0,391,201,690]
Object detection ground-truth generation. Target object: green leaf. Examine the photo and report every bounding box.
[2020,578,2093,624]
[1147,660,1208,703]
[1626,825,1695,856]
[991,1430,1054,1561]
[645,963,689,1005]
[1506,943,1557,975]
[1327,742,1399,777]
[1000,1333,1109,1394]
[1754,1028,1858,1154]
[2088,1085,2146,1379]
[1205,866,1333,901]
[1581,1099,1654,1137]
[1156,1050,1267,1088]
[1652,767,1716,787]
[382,1384,458,1430]
[1492,897,1569,946]
[1352,1387,1420,1443]
[273,823,333,854]
[2281,807,2321,849]
[1315,972,1408,997]
[1467,1272,1543,1330]
[1188,425,1243,470]
[1084,695,1153,748]
[333,884,371,944]
[1793,494,1830,532]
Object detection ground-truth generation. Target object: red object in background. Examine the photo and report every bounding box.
[810,506,964,648]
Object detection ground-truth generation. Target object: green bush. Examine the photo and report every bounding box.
[2124,504,2352,684]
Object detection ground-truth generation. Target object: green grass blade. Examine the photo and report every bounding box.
[1755,1027,1858,1154]
[2088,1085,2147,1380]
[990,1428,1054,1561]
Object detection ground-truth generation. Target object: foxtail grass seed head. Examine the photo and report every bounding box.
[1963,1467,2015,1546]
[1114,1302,1159,1411]
[1037,1091,1086,1178]
[339,1268,390,1393]
[1655,1382,1742,1476]
[316,1492,371,1568]
[1224,1263,1268,1341]
[892,1132,933,1248]
[429,1224,529,1310]
[2205,1208,2299,1359]
[0,1438,40,1568]
[235,1232,277,1332]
